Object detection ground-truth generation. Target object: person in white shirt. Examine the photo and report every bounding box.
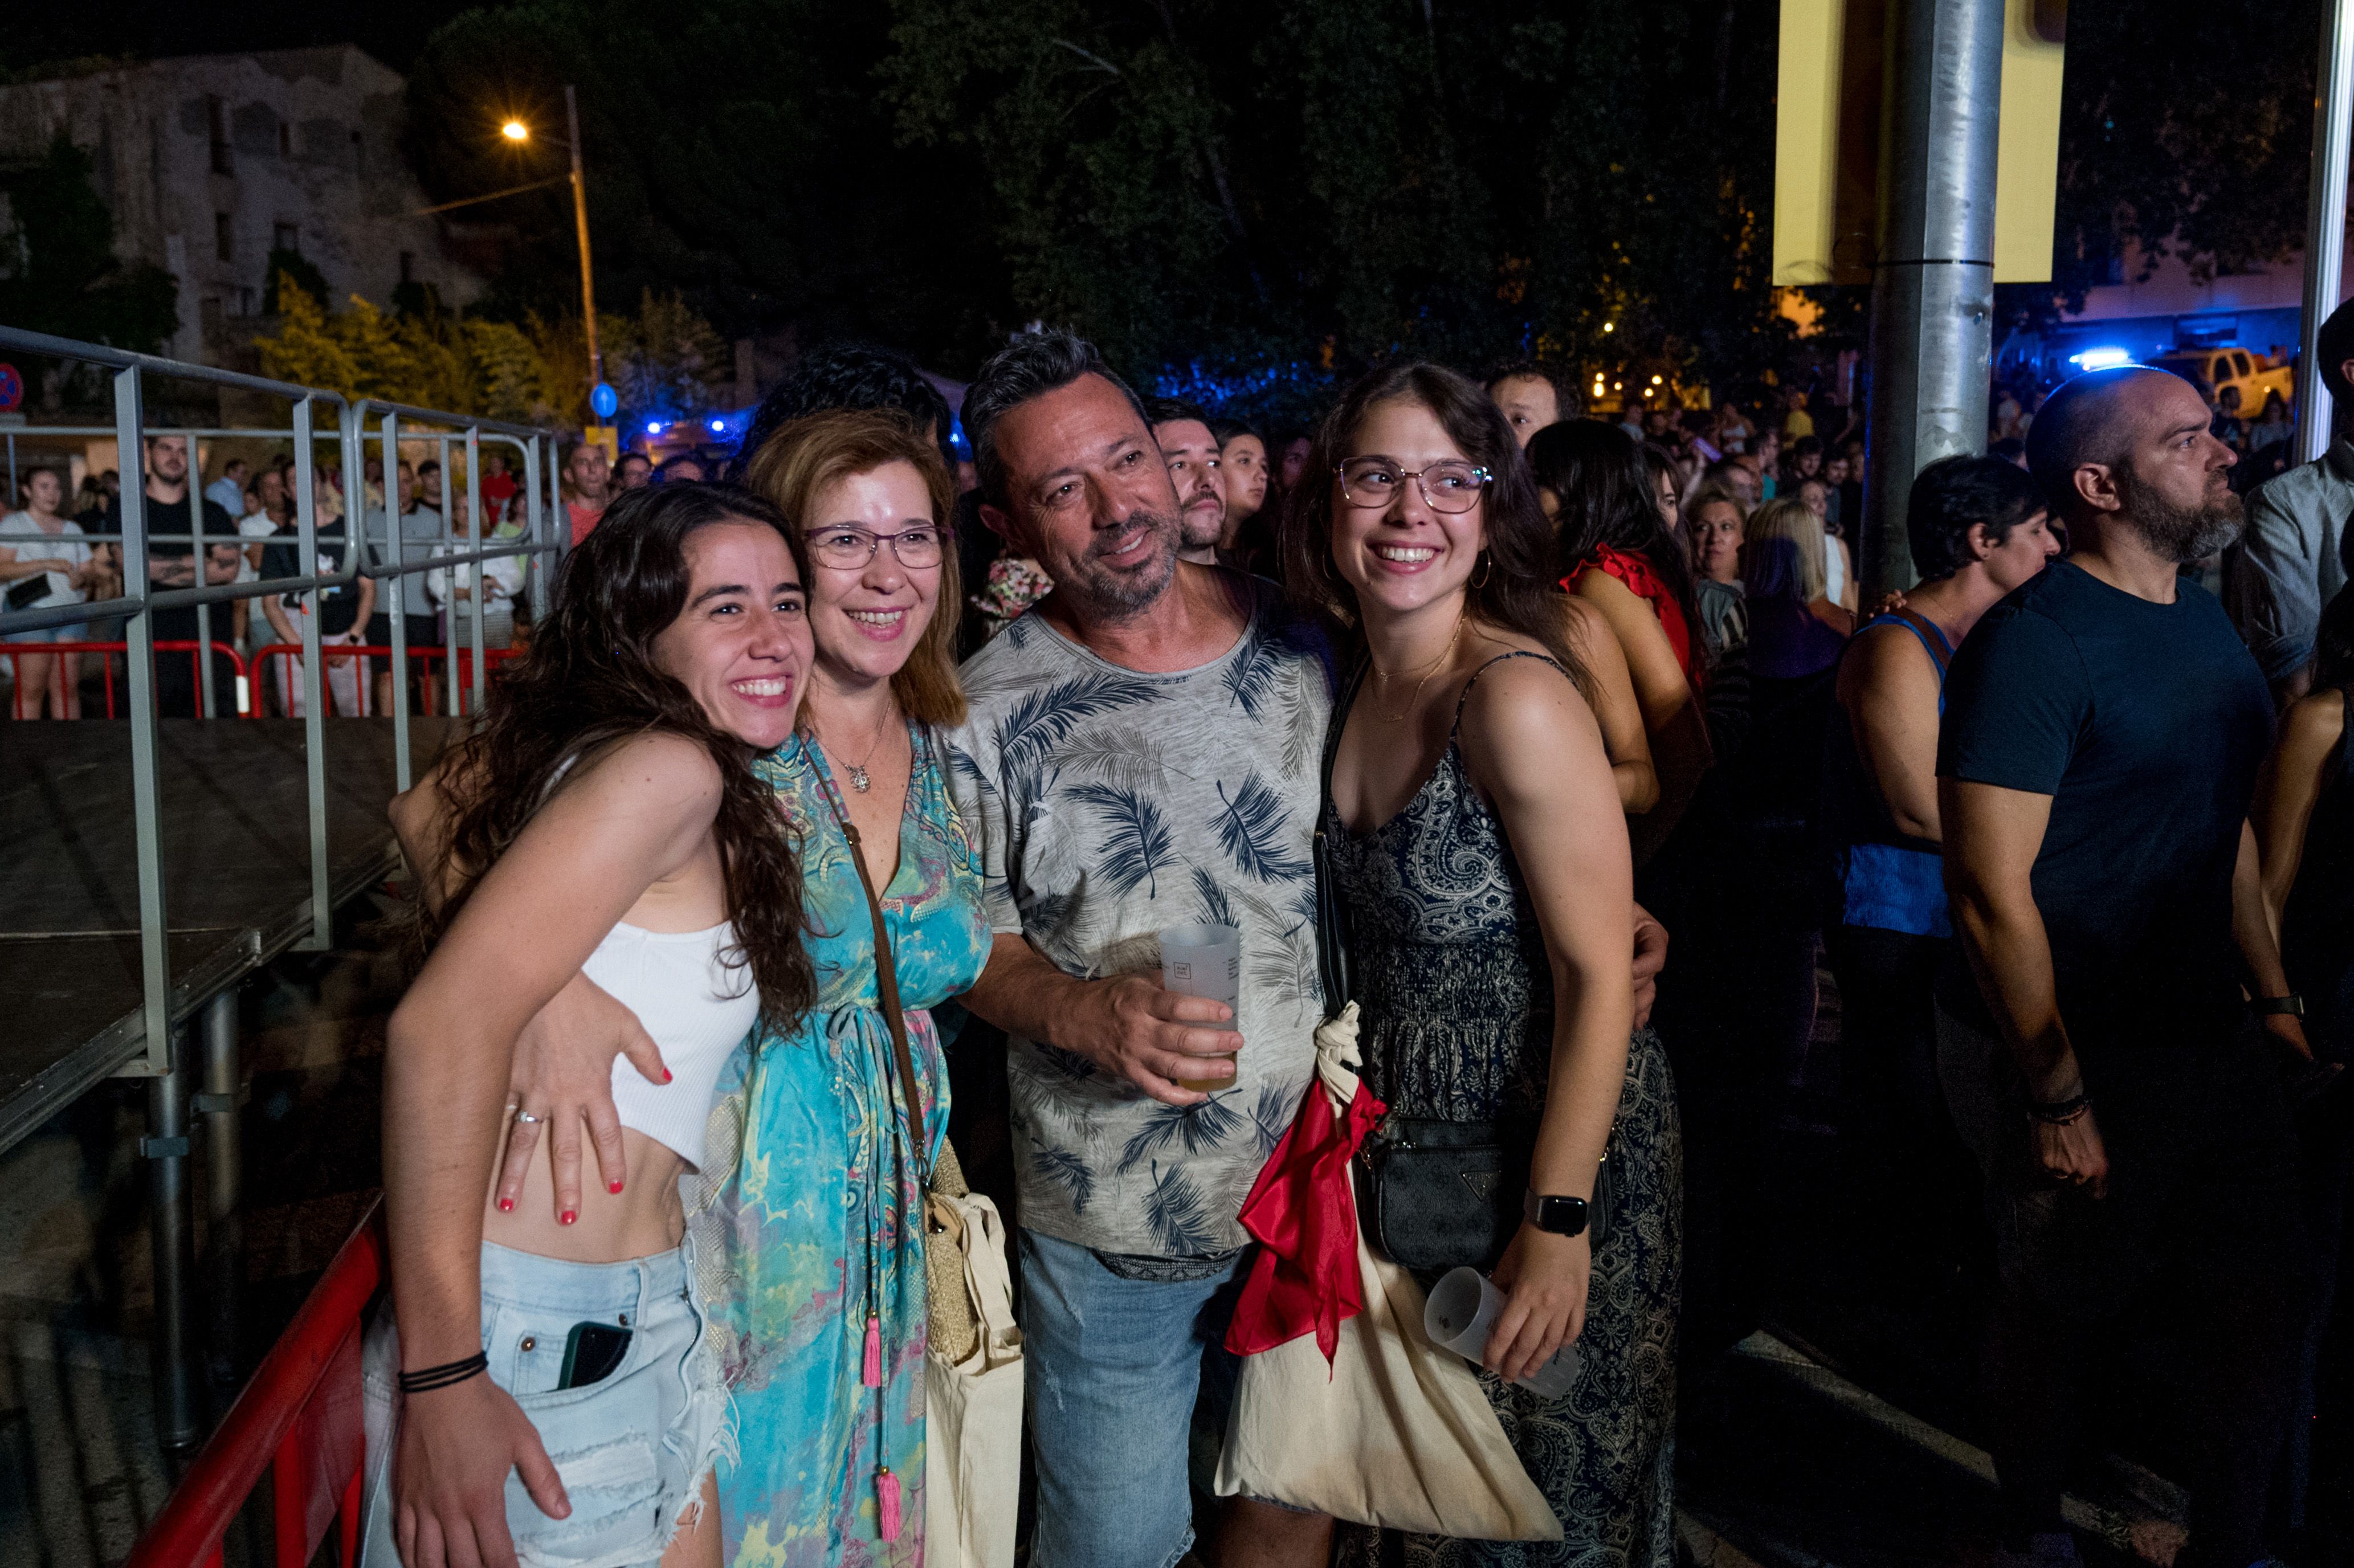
[1,468,101,718]
[426,495,525,656]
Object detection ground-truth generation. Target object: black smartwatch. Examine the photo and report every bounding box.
[1523,1190,1590,1237]
[2253,994,2307,1019]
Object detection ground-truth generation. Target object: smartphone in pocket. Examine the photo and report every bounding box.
[558,1321,633,1390]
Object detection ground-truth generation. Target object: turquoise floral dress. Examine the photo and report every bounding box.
[687,724,989,1568]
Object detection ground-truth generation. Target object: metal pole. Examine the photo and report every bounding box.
[2297,0,2354,464]
[462,431,486,711]
[566,85,601,397]
[146,1027,199,1454]
[117,369,173,1077]
[293,398,330,950]
[384,409,413,788]
[188,435,216,719]
[1860,0,2007,600]
[198,988,242,1394]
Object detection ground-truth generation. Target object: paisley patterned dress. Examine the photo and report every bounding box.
[687,724,990,1568]
[1325,653,1683,1568]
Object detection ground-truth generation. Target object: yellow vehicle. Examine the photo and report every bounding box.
[2149,346,2295,414]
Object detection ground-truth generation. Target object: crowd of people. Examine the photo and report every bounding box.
[13,310,2354,1567]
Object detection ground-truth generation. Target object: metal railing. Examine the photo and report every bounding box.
[0,324,565,1072]
[122,1199,385,1568]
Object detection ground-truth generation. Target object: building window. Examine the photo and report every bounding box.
[238,287,255,317]
[207,96,231,175]
[273,222,299,255]
[215,212,233,263]
[278,122,291,158]
[399,251,415,285]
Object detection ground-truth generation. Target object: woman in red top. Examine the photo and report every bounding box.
[1530,420,1712,862]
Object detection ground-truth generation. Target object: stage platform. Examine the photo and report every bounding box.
[0,718,452,1153]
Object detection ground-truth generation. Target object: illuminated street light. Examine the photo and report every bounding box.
[501,120,529,141]
[1602,322,1616,334]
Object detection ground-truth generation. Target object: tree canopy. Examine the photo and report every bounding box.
[0,132,178,353]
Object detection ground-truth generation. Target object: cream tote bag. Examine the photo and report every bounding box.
[1213,1006,1562,1542]
[924,1179,1023,1568]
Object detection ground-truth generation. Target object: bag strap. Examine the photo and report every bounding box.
[1312,658,1368,1019]
[810,732,933,1191]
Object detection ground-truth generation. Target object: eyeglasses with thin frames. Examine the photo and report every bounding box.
[805,524,947,570]
[1335,458,1493,514]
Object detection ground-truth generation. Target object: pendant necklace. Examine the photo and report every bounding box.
[1373,612,1464,722]
[826,700,897,793]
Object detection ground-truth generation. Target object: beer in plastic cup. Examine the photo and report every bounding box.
[1158,921,1241,1092]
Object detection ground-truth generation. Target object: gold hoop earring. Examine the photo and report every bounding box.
[1471,552,1493,590]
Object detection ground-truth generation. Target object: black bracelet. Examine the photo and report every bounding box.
[398,1351,488,1394]
[2028,1092,2091,1125]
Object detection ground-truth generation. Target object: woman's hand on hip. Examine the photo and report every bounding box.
[495,970,670,1221]
[1484,1222,1591,1384]
[394,1377,568,1568]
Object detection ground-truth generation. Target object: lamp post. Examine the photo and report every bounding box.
[500,87,601,400]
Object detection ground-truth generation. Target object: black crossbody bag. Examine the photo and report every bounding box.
[1316,658,1615,1272]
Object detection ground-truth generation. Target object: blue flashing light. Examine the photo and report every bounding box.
[2069,346,2136,371]
[646,420,664,435]
[710,418,726,432]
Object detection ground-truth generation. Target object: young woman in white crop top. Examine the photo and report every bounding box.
[370,485,816,1568]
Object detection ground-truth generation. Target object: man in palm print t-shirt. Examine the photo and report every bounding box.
[949,330,1335,1568]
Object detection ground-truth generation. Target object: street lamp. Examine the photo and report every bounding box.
[498,88,602,399]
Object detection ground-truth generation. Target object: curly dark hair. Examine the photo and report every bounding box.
[419,483,815,1027]
[1279,360,1590,699]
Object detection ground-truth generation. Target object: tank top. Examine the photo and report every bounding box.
[1562,542,1698,687]
[1823,532,1847,605]
[1822,609,1955,937]
[580,921,761,1170]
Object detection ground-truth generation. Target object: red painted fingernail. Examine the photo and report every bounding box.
[497,1198,513,1212]
[609,1180,623,1194]
[661,1068,672,1083]
[560,1208,576,1225]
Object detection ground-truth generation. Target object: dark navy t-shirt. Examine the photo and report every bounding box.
[1934,560,2273,1056]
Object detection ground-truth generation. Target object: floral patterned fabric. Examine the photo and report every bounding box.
[687,725,990,1568]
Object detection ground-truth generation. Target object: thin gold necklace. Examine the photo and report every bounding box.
[1372,613,1463,722]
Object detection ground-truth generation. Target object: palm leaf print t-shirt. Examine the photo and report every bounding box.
[947,573,1333,1256]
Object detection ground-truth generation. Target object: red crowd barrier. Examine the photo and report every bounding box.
[250,643,522,717]
[127,1200,384,1568]
[2,641,247,720]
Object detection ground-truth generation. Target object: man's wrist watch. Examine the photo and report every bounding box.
[1523,1190,1590,1237]
[2252,994,2307,1019]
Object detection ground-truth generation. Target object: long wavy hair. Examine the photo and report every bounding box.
[1527,419,1703,640]
[1279,361,1589,698]
[417,483,815,1026]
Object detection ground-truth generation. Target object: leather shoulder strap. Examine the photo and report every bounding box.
[839,816,931,1189]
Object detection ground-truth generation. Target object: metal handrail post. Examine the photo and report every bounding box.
[521,435,546,618]
[117,366,174,1076]
[187,435,217,719]
[442,432,461,717]
[464,429,486,711]
[381,408,412,789]
[293,399,329,950]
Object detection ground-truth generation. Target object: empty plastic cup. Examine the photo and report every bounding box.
[1423,1265,1580,1397]
[1159,922,1242,1091]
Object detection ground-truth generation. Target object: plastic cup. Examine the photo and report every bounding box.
[1423,1265,1580,1398]
[1159,922,1241,1092]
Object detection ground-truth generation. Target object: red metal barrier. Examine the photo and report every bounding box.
[127,1198,384,1568]
[250,643,521,717]
[1,642,248,720]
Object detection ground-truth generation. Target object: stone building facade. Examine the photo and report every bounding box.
[0,46,489,367]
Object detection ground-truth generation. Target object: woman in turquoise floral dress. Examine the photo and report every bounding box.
[699,411,990,1567]
[493,413,987,1568]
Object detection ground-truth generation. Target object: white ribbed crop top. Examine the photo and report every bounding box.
[579,921,760,1171]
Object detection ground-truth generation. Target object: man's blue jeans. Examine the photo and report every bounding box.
[1019,1228,1246,1568]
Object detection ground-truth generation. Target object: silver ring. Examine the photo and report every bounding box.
[513,1110,543,1125]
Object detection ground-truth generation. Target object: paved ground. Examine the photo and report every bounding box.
[0,929,2339,1568]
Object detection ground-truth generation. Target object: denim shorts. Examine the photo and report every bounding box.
[360,1240,727,1568]
[3,622,85,644]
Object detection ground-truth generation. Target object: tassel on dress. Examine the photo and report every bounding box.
[876,1466,903,1542]
[862,1312,883,1389]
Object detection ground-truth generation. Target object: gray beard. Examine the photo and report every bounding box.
[2119,472,2243,563]
[1072,511,1181,618]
